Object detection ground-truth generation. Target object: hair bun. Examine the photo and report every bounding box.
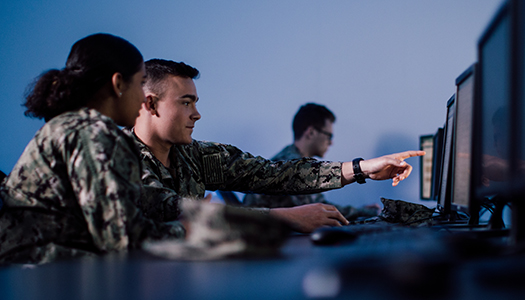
[23,33,143,122]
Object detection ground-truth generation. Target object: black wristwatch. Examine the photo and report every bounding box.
[352,158,366,184]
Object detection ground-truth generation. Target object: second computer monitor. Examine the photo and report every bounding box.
[451,64,476,213]
[437,95,455,214]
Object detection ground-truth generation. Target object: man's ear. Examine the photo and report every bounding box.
[304,126,316,139]
[111,72,124,97]
[144,95,159,117]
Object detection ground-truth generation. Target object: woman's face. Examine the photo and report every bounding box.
[115,63,147,127]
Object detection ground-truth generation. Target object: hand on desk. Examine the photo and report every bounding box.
[269,203,349,233]
[342,150,425,186]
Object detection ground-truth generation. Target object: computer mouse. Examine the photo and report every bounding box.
[310,227,358,245]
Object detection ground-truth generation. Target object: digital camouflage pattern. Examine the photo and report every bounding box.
[0,108,185,265]
[128,130,344,222]
[243,144,379,220]
[379,197,435,227]
[144,199,290,260]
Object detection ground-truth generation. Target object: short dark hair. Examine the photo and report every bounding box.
[292,103,336,140]
[144,59,199,97]
[24,33,143,121]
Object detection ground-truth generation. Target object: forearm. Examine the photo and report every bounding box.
[341,161,357,186]
[341,160,373,185]
[225,157,343,194]
[268,203,349,233]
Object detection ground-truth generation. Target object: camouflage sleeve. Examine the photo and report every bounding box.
[197,142,343,194]
[138,159,182,222]
[67,129,183,252]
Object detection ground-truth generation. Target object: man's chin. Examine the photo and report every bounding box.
[184,136,193,144]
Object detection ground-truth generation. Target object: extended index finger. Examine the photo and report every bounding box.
[394,150,426,161]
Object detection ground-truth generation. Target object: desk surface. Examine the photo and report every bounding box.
[1,227,525,300]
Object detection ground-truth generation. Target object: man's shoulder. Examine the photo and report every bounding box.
[271,144,302,160]
[123,128,155,158]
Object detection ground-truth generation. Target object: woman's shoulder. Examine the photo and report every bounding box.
[32,108,132,157]
[39,108,124,143]
[46,108,118,134]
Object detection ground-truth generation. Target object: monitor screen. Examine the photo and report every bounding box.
[510,0,525,242]
[420,135,434,200]
[474,3,511,198]
[451,65,476,213]
[431,127,444,201]
[470,2,512,225]
[437,95,455,214]
[516,0,525,183]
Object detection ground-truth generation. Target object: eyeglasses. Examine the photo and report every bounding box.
[315,128,333,141]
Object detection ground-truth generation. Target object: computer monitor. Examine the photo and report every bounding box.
[509,0,525,242]
[431,127,444,201]
[437,95,455,215]
[471,1,512,225]
[516,0,525,182]
[419,134,434,200]
[451,64,476,214]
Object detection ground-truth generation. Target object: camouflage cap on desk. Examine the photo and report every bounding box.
[380,197,435,227]
[143,200,291,260]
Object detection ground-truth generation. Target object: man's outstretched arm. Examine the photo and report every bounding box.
[341,150,426,187]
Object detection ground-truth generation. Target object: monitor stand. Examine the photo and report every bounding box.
[510,197,525,246]
[434,196,510,239]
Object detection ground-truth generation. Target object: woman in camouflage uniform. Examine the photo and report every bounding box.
[0,33,184,265]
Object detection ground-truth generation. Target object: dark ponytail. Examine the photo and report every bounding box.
[23,33,143,121]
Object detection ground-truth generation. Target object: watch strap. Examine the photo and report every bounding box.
[352,158,366,184]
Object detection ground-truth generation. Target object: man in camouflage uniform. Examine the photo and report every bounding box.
[128,59,349,232]
[130,59,424,233]
[243,103,380,221]
[0,108,185,265]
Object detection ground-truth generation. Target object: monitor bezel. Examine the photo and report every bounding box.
[419,134,434,200]
[437,95,456,215]
[508,0,525,243]
[470,1,512,225]
[430,127,444,201]
[450,64,476,215]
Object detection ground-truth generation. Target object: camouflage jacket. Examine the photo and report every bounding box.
[128,130,344,222]
[243,144,377,220]
[0,108,184,265]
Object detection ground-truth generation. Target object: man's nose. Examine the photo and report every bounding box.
[192,108,201,121]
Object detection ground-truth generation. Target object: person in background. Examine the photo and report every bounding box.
[243,103,380,220]
[129,59,424,233]
[0,34,185,265]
